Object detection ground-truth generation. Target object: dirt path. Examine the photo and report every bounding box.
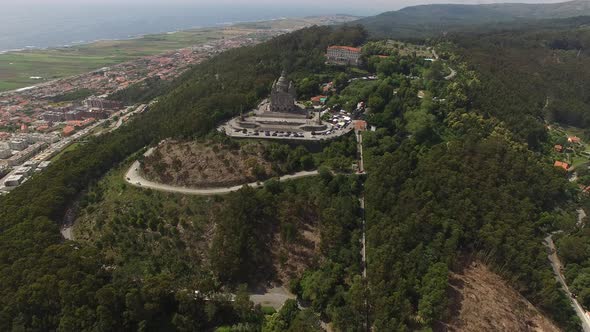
[356,130,367,279]
[355,129,370,332]
[578,208,587,227]
[60,226,74,240]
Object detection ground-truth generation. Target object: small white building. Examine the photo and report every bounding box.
[0,147,12,159]
[38,161,51,169]
[8,139,28,151]
[4,174,24,187]
[14,166,33,176]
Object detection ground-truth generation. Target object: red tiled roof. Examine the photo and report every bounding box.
[554,161,570,170]
[568,136,581,143]
[354,120,368,131]
[63,126,75,136]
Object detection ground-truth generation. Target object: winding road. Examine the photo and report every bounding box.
[431,47,456,81]
[444,67,457,81]
[125,159,319,195]
[544,209,589,331]
[545,233,590,331]
[124,145,322,195]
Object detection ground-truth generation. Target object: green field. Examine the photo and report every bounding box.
[0,28,232,92]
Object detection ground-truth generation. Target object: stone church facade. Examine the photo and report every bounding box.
[270,71,297,113]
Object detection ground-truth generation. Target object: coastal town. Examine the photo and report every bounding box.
[0,27,299,193]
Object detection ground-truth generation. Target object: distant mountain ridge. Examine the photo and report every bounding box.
[483,0,590,18]
[358,0,590,38]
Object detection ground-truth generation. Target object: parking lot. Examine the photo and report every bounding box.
[220,109,356,141]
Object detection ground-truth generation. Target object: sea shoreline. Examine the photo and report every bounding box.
[0,26,211,54]
[0,15,297,54]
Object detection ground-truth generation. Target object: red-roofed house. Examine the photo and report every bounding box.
[554,161,570,171]
[36,125,49,132]
[62,126,75,137]
[326,46,362,66]
[322,82,334,93]
[568,136,582,144]
[311,95,328,106]
[353,120,368,132]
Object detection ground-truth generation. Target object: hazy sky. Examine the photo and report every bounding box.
[8,0,570,14]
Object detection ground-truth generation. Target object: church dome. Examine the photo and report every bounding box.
[276,73,289,91]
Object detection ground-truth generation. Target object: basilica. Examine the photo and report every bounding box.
[269,71,298,113]
[219,71,347,141]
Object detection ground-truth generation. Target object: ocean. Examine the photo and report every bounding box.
[0,3,360,52]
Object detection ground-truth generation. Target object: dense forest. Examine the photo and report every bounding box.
[446,17,590,328]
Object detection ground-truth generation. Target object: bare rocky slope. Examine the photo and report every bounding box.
[440,262,561,332]
[142,140,275,188]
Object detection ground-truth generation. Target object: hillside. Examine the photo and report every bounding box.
[358,0,590,38]
[142,139,278,188]
[0,14,587,332]
[0,25,368,331]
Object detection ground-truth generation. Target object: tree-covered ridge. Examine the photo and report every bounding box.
[357,0,590,39]
[0,25,367,331]
[419,16,590,331]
